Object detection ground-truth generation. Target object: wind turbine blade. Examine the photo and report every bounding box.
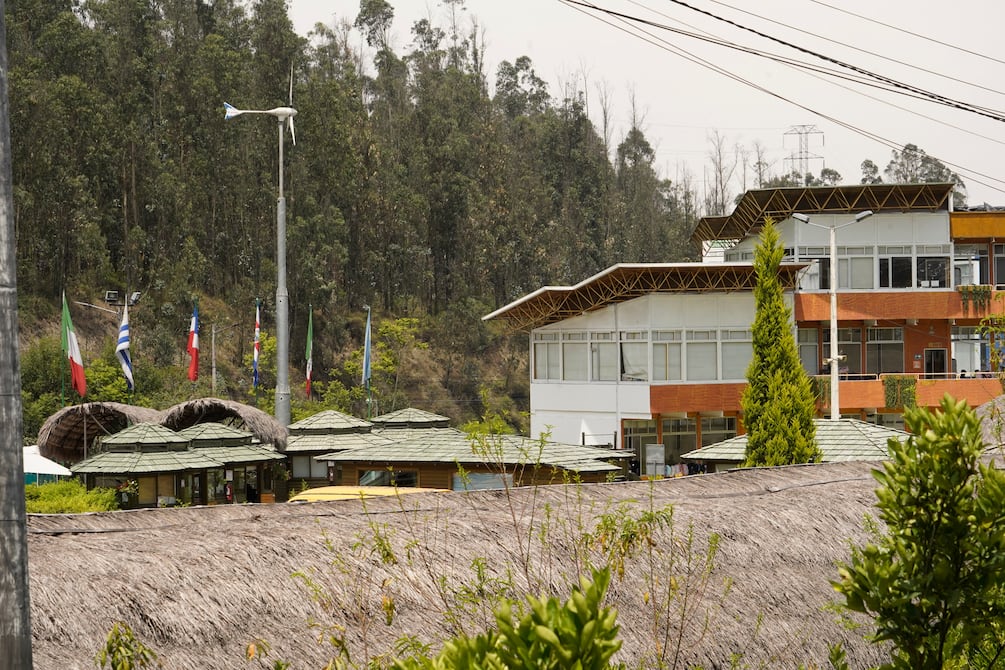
[223,102,243,120]
[288,116,296,146]
[288,64,294,106]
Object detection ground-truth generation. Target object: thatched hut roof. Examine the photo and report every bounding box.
[28,461,897,668]
[36,402,164,463]
[161,398,287,450]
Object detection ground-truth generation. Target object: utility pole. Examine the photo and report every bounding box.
[0,0,35,664]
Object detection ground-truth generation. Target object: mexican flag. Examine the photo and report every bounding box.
[61,293,86,397]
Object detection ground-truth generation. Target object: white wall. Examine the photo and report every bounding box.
[531,292,764,446]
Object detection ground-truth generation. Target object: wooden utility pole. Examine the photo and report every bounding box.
[0,0,35,665]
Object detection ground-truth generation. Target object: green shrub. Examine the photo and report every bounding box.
[25,479,119,513]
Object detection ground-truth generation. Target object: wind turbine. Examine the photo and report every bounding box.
[223,72,298,428]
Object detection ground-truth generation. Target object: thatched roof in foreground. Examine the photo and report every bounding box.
[36,402,164,463]
[29,462,896,669]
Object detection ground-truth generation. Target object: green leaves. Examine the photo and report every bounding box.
[396,568,623,670]
[833,395,1005,668]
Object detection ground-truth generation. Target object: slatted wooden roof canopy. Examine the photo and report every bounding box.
[691,182,955,245]
[483,262,808,331]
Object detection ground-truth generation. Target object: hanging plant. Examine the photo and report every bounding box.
[883,375,916,409]
[960,285,971,315]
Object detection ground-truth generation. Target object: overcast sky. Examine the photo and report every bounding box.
[287,0,1005,206]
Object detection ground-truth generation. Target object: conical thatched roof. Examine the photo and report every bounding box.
[28,462,897,668]
[161,398,286,450]
[36,402,164,463]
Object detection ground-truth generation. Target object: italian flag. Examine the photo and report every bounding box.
[61,293,86,397]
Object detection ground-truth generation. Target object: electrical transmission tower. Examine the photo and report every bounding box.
[783,125,824,180]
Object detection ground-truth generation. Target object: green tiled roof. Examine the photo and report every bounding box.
[71,443,284,475]
[177,422,254,447]
[100,423,190,451]
[681,419,909,464]
[287,410,372,435]
[318,428,622,473]
[286,432,393,453]
[370,407,451,428]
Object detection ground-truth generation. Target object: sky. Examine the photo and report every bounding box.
[286,0,1005,206]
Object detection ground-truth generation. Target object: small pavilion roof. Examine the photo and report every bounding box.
[177,423,254,448]
[37,402,164,463]
[482,262,807,331]
[100,423,190,451]
[286,432,393,454]
[287,410,372,436]
[682,418,910,465]
[370,407,452,429]
[691,182,955,245]
[318,428,623,474]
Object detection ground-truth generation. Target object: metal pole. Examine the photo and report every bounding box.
[211,323,217,396]
[829,223,840,420]
[0,0,34,659]
[275,118,290,427]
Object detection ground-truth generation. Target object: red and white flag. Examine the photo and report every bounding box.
[61,293,86,397]
[187,303,199,381]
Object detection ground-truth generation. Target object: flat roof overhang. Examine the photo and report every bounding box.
[483,262,808,332]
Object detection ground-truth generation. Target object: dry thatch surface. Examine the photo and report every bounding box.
[28,461,892,669]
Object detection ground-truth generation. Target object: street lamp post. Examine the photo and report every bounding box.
[792,210,874,420]
[223,101,296,427]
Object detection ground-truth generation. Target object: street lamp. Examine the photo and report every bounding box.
[223,100,296,428]
[792,210,874,420]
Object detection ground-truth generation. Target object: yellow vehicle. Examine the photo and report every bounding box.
[287,485,448,503]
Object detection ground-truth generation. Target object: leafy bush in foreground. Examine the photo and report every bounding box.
[25,479,119,514]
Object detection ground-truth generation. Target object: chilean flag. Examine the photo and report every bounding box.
[61,293,86,397]
[187,303,199,381]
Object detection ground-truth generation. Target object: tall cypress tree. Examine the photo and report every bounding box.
[742,219,820,466]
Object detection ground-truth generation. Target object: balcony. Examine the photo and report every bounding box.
[816,372,1001,414]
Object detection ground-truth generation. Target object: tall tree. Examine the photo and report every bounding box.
[883,143,967,207]
[742,219,819,466]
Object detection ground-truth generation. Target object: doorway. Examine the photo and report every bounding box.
[925,348,948,379]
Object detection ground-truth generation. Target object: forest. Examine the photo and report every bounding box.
[8,0,965,440]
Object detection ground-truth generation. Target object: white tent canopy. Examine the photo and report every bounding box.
[23,445,72,478]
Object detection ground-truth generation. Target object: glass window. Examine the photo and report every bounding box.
[824,328,862,374]
[591,332,618,381]
[652,331,682,381]
[721,329,753,380]
[701,417,736,447]
[798,329,819,374]
[661,418,697,463]
[917,256,949,288]
[562,336,588,381]
[291,455,312,479]
[620,331,648,381]
[879,257,913,288]
[686,329,717,381]
[533,333,560,380]
[359,469,418,487]
[866,328,904,375]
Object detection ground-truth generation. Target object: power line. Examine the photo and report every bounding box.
[808,0,1005,68]
[705,0,1005,99]
[558,0,1005,195]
